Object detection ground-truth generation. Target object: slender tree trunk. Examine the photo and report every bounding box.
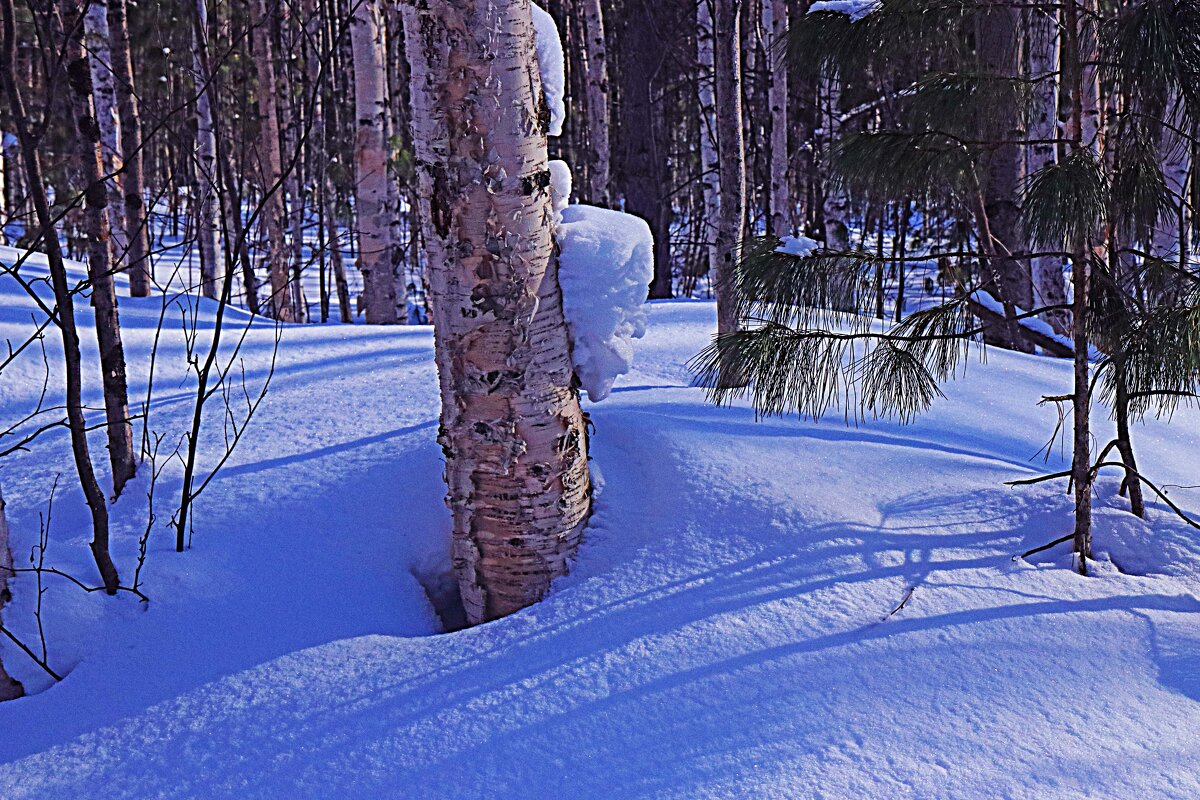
[1,2,119,593]
[108,0,151,295]
[1064,0,1093,572]
[1113,367,1146,518]
[764,0,790,236]
[580,0,610,206]
[192,0,221,300]
[81,0,127,261]
[697,0,720,285]
[0,485,24,700]
[401,0,592,624]
[351,0,401,324]
[65,21,137,498]
[1026,5,1070,335]
[713,0,746,386]
[252,0,295,321]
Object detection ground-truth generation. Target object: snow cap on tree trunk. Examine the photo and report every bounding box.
[557,204,654,401]
[531,3,566,136]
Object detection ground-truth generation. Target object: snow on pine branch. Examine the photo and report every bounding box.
[554,170,654,402]
[807,0,879,21]
[531,3,566,137]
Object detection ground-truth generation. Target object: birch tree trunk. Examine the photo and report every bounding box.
[192,0,221,300]
[82,0,127,262]
[401,0,592,624]
[252,0,295,321]
[351,0,401,324]
[65,26,137,498]
[108,0,151,296]
[713,0,746,386]
[1026,6,1070,335]
[580,0,610,206]
[697,0,720,284]
[820,73,849,252]
[764,0,790,236]
[0,485,24,701]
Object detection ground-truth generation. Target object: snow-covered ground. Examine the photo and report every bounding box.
[1,248,1199,798]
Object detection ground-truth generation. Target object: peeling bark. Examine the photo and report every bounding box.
[401,0,592,624]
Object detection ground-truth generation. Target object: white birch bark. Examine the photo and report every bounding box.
[697,0,720,285]
[192,0,221,300]
[351,0,401,324]
[1026,6,1070,335]
[401,0,592,623]
[82,0,127,260]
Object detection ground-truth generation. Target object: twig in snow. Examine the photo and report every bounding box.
[888,586,915,617]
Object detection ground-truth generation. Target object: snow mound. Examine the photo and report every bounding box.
[531,4,566,137]
[556,205,654,402]
[549,159,572,216]
[776,235,820,257]
[808,0,879,20]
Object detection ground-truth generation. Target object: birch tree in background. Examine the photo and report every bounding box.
[192,0,221,300]
[352,0,401,324]
[764,0,790,237]
[1026,6,1069,335]
[697,0,720,287]
[252,0,295,321]
[107,0,151,296]
[81,0,127,260]
[401,0,592,624]
[580,0,610,206]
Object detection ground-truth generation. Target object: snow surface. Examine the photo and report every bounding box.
[808,0,880,21]
[531,4,566,138]
[2,246,1200,797]
[556,204,655,401]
